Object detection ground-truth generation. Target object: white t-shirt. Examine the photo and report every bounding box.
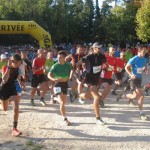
[19,60,27,78]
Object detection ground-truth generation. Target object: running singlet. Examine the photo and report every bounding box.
[115,58,126,73]
[50,62,72,79]
[2,66,19,84]
[82,53,106,75]
[128,55,147,78]
[103,55,116,79]
[32,57,46,75]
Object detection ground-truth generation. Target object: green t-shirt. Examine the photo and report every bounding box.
[50,62,72,79]
[45,59,55,73]
[0,61,7,78]
[125,52,133,63]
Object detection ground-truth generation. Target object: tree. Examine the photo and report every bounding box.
[102,3,138,45]
[136,0,150,42]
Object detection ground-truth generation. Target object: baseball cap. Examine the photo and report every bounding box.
[1,54,7,60]
[92,42,102,48]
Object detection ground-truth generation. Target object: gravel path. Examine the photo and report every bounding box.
[0,72,150,150]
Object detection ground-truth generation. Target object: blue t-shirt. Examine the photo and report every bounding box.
[114,50,120,58]
[128,55,147,78]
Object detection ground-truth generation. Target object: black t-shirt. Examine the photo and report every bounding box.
[82,53,106,75]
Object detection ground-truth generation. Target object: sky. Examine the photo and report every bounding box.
[99,0,103,7]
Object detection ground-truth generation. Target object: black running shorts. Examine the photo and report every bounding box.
[129,78,142,91]
[54,82,68,95]
[0,85,17,100]
[31,74,48,88]
[115,72,123,81]
[100,78,113,85]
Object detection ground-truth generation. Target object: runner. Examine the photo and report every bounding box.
[45,51,55,104]
[0,54,22,136]
[30,49,48,106]
[99,46,117,108]
[69,45,85,103]
[76,42,107,125]
[48,50,73,126]
[111,52,126,95]
[117,46,148,120]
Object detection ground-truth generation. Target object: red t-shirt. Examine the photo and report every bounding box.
[32,57,46,75]
[103,55,117,79]
[2,65,7,75]
[115,58,126,73]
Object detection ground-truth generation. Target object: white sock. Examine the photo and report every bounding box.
[140,110,143,115]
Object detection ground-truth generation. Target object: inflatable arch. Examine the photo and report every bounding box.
[0,20,52,48]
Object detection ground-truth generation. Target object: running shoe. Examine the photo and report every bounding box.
[40,99,46,106]
[96,119,106,126]
[111,91,117,95]
[30,100,35,106]
[12,128,22,137]
[140,113,148,121]
[79,98,85,104]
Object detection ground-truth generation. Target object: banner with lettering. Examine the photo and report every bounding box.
[0,20,52,48]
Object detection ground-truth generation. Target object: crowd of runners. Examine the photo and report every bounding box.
[0,43,150,137]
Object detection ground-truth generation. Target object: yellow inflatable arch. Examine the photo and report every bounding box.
[0,20,52,48]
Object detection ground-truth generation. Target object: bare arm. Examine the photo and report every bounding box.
[2,59,12,84]
[125,63,136,79]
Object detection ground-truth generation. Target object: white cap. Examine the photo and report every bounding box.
[5,52,8,55]
[1,54,7,60]
[92,42,102,48]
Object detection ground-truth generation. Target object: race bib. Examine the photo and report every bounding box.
[54,87,61,95]
[116,67,122,72]
[93,66,101,74]
[107,65,114,71]
[137,68,144,74]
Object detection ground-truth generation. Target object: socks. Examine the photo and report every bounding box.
[96,117,100,120]
[13,122,18,129]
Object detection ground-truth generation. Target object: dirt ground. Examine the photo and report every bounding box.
[0,72,150,150]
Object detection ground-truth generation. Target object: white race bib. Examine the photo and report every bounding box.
[137,68,144,74]
[107,65,114,71]
[54,87,61,95]
[93,66,101,74]
[116,67,122,72]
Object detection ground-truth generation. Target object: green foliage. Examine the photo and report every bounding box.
[136,0,150,42]
[0,0,141,45]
